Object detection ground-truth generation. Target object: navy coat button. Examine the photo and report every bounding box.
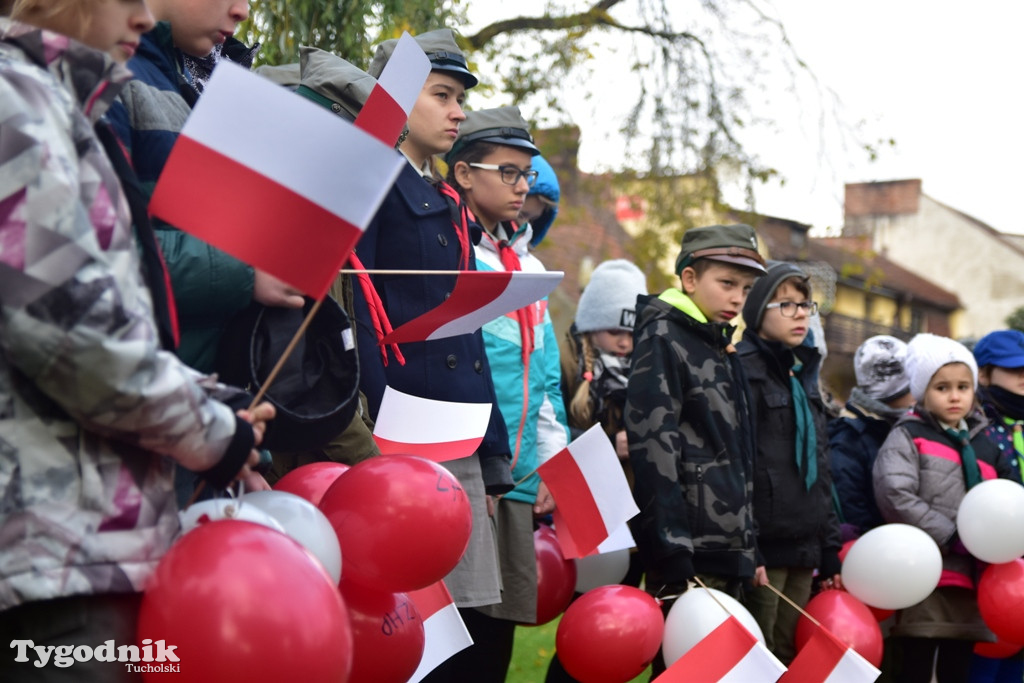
[438,234,448,246]
[474,360,483,373]
[446,354,457,368]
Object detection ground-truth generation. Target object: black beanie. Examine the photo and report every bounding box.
[741,261,809,332]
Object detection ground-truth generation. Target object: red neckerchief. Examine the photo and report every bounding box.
[353,178,474,365]
[483,223,535,366]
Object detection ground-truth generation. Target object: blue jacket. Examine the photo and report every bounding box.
[527,155,559,247]
[107,23,254,371]
[352,162,513,493]
[474,222,569,504]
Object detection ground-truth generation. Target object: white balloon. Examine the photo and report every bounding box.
[662,586,763,667]
[841,523,942,610]
[574,549,631,593]
[956,479,1024,564]
[179,498,286,536]
[241,490,343,584]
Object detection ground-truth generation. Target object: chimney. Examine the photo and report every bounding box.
[845,179,922,218]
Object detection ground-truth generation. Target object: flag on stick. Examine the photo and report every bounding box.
[149,62,405,299]
[538,424,639,559]
[372,386,491,462]
[780,625,880,683]
[659,615,786,682]
[354,32,430,146]
[406,581,472,683]
[381,270,563,344]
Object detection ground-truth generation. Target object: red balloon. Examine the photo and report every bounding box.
[273,461,350,506]
[979,559,1024,644]
[340,580,424,683]
[795,589,884,667]
[974,637,1024,659]
[556,585,664,683]
[838,539,855,563]
[138,520,352,683]
[319,455,472,592]
[528,525,577,626]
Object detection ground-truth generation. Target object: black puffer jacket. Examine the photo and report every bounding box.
[736,332,842,572]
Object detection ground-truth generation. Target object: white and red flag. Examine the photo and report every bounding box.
[780,625,880,683]
[660,615,786,682]
[537,424,639,559]
[354,32,430,146]
[372,386,492,462]
[406,581,472,683]
[149,62,406,300]
[381,271,563,344]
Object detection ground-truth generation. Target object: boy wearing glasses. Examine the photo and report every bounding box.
[626,224,770,674]
[736,261,843,664]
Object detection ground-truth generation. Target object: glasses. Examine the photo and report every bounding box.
[468,163,539,187]
[765,301,818,317]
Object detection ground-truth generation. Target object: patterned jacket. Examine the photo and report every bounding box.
[0,23,253,611]
[107,23,255,371]
[626,290,758,591]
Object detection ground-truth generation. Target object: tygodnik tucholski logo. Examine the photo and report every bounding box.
[10,638,181,673]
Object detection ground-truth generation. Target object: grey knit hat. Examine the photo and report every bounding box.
[854,335,911,402]
[575,260,648,333]
[906,333,978,400]
[368,28,477,88]
[741,261,809,332]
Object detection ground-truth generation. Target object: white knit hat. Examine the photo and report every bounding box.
[906,333,978,400]
[854,335,910,401]
[575,260,648,333]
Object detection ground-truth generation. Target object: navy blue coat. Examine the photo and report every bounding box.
[352,162,513,493]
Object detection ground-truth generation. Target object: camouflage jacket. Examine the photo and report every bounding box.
[0,23,253,611]
[625,290,757,590]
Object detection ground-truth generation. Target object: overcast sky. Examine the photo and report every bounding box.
[465,1,1024,235]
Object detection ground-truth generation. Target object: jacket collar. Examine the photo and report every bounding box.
[637,290,735,350]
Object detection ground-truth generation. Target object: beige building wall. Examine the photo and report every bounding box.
[847,188,1024,338]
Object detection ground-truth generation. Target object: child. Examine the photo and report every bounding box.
[358,31,514,683]
[873,333,1013,683]
[830,335,914,540]
[968,329,1024,683]
[626,223,768,674]
[108,0,303,503]
[564,259,648,453]
[0,4,272,680]
[736,261,843,664]
[444,107,570,680]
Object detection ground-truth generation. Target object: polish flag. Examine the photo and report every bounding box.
[372,386,492,462]
[149,62,405,300]
[406,581,472,683]
[354,32,430,146]
[537,424,639,559]
[780,625,880,683]
[381,271,563,344]
[660,616,787,682]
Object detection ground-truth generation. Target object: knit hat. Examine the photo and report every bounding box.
[741,261,809,332]
[295,46,375,121]
[906,333,978,400]
[575,260,648,333]
[973,329,1024,368]
[854,335,910,402]
[368,28,477,88]
[674,224,766,275]
[446,105,540,161]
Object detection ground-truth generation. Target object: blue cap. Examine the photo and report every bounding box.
[974,329,1024,368]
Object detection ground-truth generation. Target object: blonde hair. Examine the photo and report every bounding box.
[569,334,596,427]
[8,0,93,29]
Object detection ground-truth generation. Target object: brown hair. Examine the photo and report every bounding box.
[445,140,502,193]
[7,0,92,29]
[569,334,597,427]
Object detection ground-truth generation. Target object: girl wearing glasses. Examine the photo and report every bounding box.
[735,261,844,665]
[445,107,571,679]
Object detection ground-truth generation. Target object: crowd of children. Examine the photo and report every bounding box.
[2,3,1024,683]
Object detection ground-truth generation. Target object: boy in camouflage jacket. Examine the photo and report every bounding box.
[626,224,769,614]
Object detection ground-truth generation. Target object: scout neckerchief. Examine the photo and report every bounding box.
[352,177,473,365]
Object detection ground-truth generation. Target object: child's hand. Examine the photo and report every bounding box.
[615,430,629,460]
[534,482,555,515]
[253,270,304,308]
